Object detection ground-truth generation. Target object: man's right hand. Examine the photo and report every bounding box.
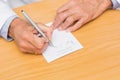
[8,18,53,54]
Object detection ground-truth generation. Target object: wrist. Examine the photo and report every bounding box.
[8,18,21,39]
[106,0,113,9]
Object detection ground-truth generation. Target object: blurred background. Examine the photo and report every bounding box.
[2,0,42,8]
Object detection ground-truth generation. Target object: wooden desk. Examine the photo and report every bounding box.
[0,0,120,80]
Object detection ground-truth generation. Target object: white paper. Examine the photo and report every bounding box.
[43,22,83,63]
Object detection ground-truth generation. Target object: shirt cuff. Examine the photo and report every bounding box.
[0,15,18,41]
[111,0,120,9]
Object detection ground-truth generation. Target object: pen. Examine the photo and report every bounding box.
[21,10,54,46]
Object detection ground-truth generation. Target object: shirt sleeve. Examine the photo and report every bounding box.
[111,0,120,9]
[0,1,18,41]
[0,16,18,41]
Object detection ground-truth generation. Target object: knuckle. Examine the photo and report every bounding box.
[22,34,29,40]
[67,17,74,23]
[70,0,77,5]
[75,6,81,11]
[19,47,26,53]
[66,19,71,24]
[72,27,78,31]
[73,24,79,29]
[19,42,26,49]
[38,51,42,54]
[84,13,89,19]
[85,15,89,19]
[58,14,64,20]
[58,13,67,20]
[57,8,61,14]
[71,0,75,4]
[37,50,42,54]
[37,45,43,50]
[48,28,53,33]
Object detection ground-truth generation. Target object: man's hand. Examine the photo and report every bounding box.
[52,0,112,32]
[9,18,53,54]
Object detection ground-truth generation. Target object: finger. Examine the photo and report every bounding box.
[40,43,48,54]
[57,1,72,13]
[32,29,38,34]
[34,49,42,55]
[59,14,80,30]
[29,34,46,49]
[20,31,45,53]
[37,23,53,40]
[45,28,53,40]
[34,42,48,55]
[27,25,38,34]
[26,42,42,55]
[28,34,48,55]
[38,23,52,33]
[52,9,74,29]
[19,41,36,54]
[67,19,85,32]
[34,41,48,55]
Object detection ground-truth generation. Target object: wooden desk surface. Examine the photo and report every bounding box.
[0,0,120,80]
